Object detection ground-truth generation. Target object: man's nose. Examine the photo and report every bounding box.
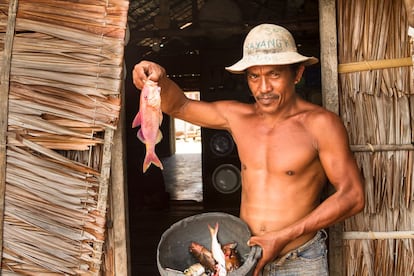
[259,77,272,93]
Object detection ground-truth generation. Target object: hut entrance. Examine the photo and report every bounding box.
[161,91,203,202]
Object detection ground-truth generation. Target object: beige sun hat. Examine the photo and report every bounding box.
[226,24,319,74]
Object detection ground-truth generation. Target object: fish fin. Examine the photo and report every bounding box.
[155,130,163,144]
[143,151,164,173]
[132,112,142,128]
[158,110,163,126]
[137,129,146,143]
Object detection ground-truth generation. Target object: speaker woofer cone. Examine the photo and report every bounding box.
[209,131,235,157]
[212,164,241,194]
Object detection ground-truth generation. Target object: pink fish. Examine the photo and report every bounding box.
[132,80,164,172]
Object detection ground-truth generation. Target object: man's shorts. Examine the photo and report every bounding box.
[262,230,328,276]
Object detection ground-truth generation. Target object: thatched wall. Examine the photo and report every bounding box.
[337,0,414,275]
[0,0,128,274]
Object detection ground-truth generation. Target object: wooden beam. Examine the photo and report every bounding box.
[318,0,343,276]
[110,78,130,276]
[0,0,19,262]
[319,0,339,114]
[130,19,319,39]
[154,0,170,29]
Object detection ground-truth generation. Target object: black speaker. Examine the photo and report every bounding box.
[200,48,250,210]
[202,128,241,209]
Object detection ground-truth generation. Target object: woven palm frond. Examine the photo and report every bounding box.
[0,0,129,274]
[338,0,414,275]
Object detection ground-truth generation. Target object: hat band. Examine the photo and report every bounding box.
[245,38,295,55]
[246,48,295,55]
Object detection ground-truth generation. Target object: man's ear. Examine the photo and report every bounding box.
[295,65,305,83]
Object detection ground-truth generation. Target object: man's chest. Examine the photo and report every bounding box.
[232,124,318,173]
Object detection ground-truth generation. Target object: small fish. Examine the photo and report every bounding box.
[184,263,206,276]
[132,80,164,173]
[189,242,216,272]
[222,242,241,272]
[208,223,227,276]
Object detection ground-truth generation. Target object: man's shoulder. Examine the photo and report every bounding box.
[300,101,340,120]
[300,102,344,131]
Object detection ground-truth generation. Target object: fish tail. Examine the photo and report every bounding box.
[143,150,164,173]
[208,222,219,237]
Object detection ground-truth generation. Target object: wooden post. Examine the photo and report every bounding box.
[319,0,339,114]
[110,78,130,276]
[92,128,115,274]
[318,0,343,275]
[0,0,18,263]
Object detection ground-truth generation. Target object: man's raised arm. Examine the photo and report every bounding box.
[133,60,232,129]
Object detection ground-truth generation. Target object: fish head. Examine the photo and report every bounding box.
[146,86,161,107]
[222,242,237,257]
[189,242,203,254]
[142,80,161,107]
[222,242,237,250]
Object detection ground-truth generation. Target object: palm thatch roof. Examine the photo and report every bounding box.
[337,0,414,275]
[0,0,128,274]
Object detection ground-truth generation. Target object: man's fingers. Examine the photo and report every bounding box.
[247,239,252,246]
[249,237,265,276]
[133,63,151,89]
[132,66,144,88]
[253,259,265,276]
[248,236,258,246]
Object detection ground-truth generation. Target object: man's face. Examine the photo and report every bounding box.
[246,64,300,113]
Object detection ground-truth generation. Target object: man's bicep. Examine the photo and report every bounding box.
[175,99,230,129]
[316,115,361,189]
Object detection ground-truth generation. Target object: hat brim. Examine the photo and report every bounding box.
[225,52,319,74]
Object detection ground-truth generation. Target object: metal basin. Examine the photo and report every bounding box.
[157,212,261,275]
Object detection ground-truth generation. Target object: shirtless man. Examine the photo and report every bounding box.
[133,24,365,276]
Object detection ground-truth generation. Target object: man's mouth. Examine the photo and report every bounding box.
[257,94,279,104]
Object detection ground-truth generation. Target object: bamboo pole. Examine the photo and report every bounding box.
[338,57,413,73]
[343,231,414,240]
[350,143,414,152]
[0,0,19,263]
